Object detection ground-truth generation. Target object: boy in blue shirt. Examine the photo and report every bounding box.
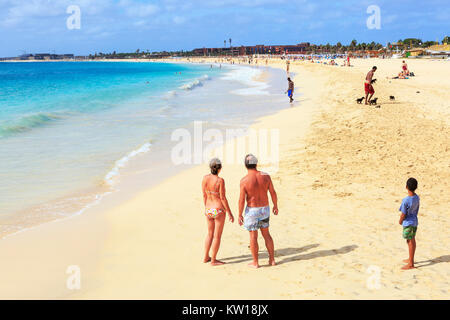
[398,178,420,270]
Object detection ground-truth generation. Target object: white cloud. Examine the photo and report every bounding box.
[0,0,114,28]
[119,0,159,17]
[173,16,186,24]
[383,14,397,24]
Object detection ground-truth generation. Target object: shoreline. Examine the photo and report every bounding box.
[0,62,285,241]
[0,60,297,299]
[0,58,448,299]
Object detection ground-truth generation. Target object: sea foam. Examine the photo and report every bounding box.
[180,74,210,90]
[221,67,270,96]
[104,142,152,186]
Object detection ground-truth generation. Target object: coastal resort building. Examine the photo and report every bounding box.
[192,43,311,56]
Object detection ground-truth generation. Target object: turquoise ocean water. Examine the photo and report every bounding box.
[0,61,287,237]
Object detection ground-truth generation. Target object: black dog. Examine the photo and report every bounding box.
[356,97,364,104]
[369,98,378,105]
[390,96,395,101]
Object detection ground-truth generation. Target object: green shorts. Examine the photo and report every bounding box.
[403,226,417,240]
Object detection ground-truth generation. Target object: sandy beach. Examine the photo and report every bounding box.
[0,57,449,299]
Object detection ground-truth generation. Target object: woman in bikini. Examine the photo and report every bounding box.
[202,158,234,266]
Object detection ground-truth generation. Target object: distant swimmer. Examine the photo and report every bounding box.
[286,77,294,103]
[364,66,377,105]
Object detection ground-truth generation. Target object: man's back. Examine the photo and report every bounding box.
[241,171,270,207]
[288,80,294,90]
[366,70,374,82]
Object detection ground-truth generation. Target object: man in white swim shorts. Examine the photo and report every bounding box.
[238,154,279,268]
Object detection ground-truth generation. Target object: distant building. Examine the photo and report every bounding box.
[192,43,311,56]
[60,54,75,60]
[425,44,450,58]
[406,48,426,57]
[34,53,51,60]
[19,54,33,60]
[19,53,75,60]
[0,53,77,61]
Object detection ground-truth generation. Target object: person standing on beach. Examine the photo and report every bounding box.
[402,60,409,75]
[364,66,377,105]
[238,154,278,268]
[286,59,290,72]
[202,158,234,266]
[399,178,420,270]
[286,78,294,103]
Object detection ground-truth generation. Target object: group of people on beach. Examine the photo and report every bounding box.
[201,155,419,270]
[393,61,414,79]
[202,155,278,268]
[365,61,416,104]
[200,60,420,271]
[385,61,413,79]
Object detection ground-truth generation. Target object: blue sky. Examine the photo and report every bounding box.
[0,0,448,57]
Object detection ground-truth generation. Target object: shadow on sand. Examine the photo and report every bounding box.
[222,244,358,265]
[415,255,450,268]
[278,245,358,265]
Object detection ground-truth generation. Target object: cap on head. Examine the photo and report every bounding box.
[245,154,258,169]
[209,158,222,175]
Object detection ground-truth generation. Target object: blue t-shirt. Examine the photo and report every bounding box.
[399,194,420,227]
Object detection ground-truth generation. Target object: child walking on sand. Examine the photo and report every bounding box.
[398,178,420,270]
